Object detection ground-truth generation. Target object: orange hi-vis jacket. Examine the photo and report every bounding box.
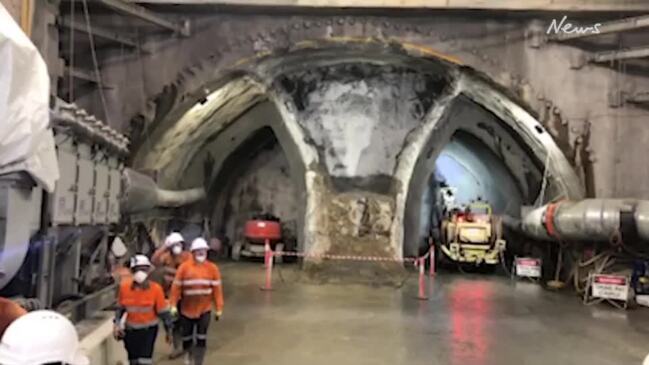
[118,279,170,329]
[0,298,26,339]
[170,258,223,319]
[151,250,192,292]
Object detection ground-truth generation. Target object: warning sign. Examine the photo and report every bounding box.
[591,274,629,301]
[515,257,542,278]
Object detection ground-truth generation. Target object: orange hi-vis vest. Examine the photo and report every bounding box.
[0,298,26,339]
[170,258,223,319]
[152,251,192,292]
[118,279,169,329]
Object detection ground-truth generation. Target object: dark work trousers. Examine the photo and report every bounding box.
[180,311,211,350]
[124,325,158,365]
[172,315,183,350]
[172,299,183,351]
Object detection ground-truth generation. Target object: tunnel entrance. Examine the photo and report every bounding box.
[421,131,530,268]
[207,126,299,260]
[403,94,555,261]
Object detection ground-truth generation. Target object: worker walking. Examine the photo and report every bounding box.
[114,254,173,365]
[170,237,224,365]
[152,232,192,358]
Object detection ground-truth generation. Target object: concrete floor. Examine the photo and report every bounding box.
[155,262,649,365]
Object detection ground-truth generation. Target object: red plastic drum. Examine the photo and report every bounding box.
[244,219,282,243]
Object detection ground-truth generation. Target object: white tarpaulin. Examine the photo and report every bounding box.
[0,4,59,192]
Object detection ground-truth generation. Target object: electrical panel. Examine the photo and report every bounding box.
[75,144,94,225]
[50,101,129,227]
[93,157,109,225]
[107,157,121,224]
[50,137,78,225]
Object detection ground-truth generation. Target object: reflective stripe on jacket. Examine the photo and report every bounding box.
[170,258,223,319]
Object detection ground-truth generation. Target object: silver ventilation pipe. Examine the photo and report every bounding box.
[518,199,649,242]
[121,168,206,213]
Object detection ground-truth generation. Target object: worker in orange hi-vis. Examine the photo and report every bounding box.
[170,237,224,365]
[0,297,26,339]
[151,232,192,358]
[114,254,174,365]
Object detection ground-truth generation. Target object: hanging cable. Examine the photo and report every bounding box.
[69,0,75,101]
[80,0,109,121]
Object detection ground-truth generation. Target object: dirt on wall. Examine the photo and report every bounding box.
[304,177,407,285]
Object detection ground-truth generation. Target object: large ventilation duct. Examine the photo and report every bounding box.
[121,169,206,213]
[519,199,649,242]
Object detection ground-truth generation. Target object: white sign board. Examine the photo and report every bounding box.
[515,257,542,278]
[591,274,630,302]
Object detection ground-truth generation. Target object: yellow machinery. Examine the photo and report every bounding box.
[440,202,506,265]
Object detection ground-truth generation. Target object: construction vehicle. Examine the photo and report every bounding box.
[439,200,506,266]
[232,213,291,263]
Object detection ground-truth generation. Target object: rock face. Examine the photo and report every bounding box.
[283,63,446,283]
[304,181,406,284]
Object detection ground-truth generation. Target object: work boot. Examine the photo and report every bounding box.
[193,347,206,365]
[183,352,193,365]
[169,348,185,360]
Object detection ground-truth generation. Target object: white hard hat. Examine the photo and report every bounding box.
[129,254,152,269]
[644,353,649,365]
[164,232,185,248]
[0,310,89,365]
[190,238,210,251]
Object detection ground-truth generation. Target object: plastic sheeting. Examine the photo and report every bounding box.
[0,4,59,192]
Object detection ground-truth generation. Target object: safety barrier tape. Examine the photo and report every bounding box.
[261,241,435,298]
[271,248,431,264]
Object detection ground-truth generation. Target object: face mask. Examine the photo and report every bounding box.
[195,254,207,263]
[171,245,182,255]
[133,270,148,284]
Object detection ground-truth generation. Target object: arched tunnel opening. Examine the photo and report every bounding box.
[403,94,550,261]
[418,131,526,256]
[205,126,299,259]
[131,42,582,278]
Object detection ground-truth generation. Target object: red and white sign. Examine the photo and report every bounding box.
[592,274,629,301]
[515,257,542,278]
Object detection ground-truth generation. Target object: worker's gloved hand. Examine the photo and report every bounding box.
[112,324,124,340]
[170,306,178,317]
[215,310,222,321]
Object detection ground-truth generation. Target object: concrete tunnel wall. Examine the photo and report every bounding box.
[74,12,649,202]
[130,43,583,283]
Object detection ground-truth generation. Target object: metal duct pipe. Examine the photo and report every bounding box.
[518,199,649,242]
[121,168,206,213]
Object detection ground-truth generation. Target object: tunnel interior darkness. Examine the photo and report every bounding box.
[433,131,524,216]
[206,127,298,250]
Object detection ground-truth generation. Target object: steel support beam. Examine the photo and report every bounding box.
[626,91,649,105]
[59,17,139,48]
[65,67,100,84]
[93,0,190,36]
[550,15,649,41]
[64,67,114,89]
[589,47,649,63]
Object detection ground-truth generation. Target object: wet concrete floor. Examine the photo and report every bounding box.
[155,262,649,365]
